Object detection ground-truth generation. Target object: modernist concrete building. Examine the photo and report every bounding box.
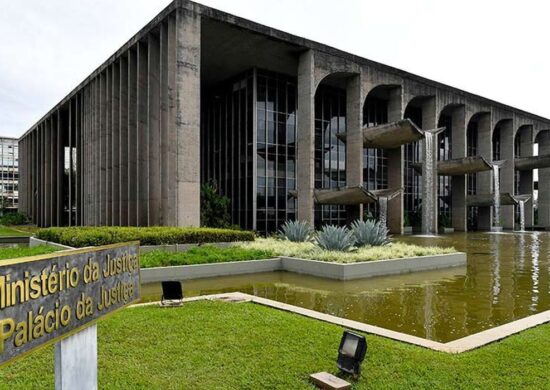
[0,137,19,212]
[18,0,550,233]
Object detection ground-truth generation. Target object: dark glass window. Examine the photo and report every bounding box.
[255,70,297,235]
[314,85,347,227]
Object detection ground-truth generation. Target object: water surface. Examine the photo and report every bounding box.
[142,232,550,342]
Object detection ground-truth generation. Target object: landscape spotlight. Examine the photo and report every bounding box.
[337,330,367,377]
[160,281,184,307]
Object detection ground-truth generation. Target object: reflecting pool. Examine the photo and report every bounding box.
[141,232,550,342]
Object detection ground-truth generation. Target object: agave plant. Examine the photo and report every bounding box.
[279,220,313,242]
[350,219,391,247]
[315,225,356,251]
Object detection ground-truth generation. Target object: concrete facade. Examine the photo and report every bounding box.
[19,0,550,232]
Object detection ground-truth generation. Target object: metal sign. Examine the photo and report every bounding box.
[0,242,140,366]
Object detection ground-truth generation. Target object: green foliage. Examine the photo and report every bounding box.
[200,182,231,228]
[314,225,355,251]
[279,220,313,242]
[438,213,452,228]
[35,226,255,248]
[141,245,274,268]
[0,212,29,226]
[351,219,391,247]
[0,245,58,260]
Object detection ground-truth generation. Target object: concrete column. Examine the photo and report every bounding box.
[519,126,534,228]
[476,113,493,230]
[499,120,515,229]
[174,8,201,226]
[451,107,467,231]
[387,87,403,234]
[111,63,120,226]
[45,119,51,227]
[99,72,107,225]
[538,131,550,228]
[69,102,73,226]
[137,41,149,226]
[52,111,59,226]
[148,33,161,226]
[119,56,129,226]
[296,50,315,225]
[160,22,170,225]
[345,74,362,223]
[128,49,138,226]
[94,77,101,226]
[165,16,177,226]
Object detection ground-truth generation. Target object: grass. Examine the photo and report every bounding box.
[0,244,58,260]
[240,238,456,263]
[0,300,548,389]
[0,225,31,237]
[140,245,275,268]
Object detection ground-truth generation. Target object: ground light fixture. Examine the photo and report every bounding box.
[337,330,367,377]
[160,281,184,307]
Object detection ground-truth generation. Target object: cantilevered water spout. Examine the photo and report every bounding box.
[421,127,446,235]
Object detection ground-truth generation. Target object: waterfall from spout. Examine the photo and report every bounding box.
[378,196,388,230]
[519,200,526,232]
[422,131,436,234]
[493,164,501,228]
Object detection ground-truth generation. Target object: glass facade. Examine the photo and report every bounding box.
[404,106,422,227]
[202,69,296,235]
[256,70,297,234]
[202,70,255,230]
[314,85,347,227]
[438,115,452,219]
[362,96,389,219]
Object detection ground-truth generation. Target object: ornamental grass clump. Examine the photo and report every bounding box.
[314,225,356,251]
[350,219,391,247]
[279,220,313,242]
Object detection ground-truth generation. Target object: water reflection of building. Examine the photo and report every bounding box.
[0,137,18,212]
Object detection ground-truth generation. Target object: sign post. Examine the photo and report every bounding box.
[0,242,140,389]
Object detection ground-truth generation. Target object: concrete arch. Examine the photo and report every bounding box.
[362,84,402,125]
[314,70,360,91]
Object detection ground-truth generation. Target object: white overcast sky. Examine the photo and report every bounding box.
[1,0,549,138]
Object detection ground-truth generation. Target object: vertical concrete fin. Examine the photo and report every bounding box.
[148,33,161,226]
[296,50,315,225]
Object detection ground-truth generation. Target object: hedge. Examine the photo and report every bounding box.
[35,226,256,248]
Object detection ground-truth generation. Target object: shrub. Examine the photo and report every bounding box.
[350,220,390,247]
[0,212,29,226]
[200,182,231,228]
[279,220,313,242]
[314,225,355,251]
[36,226,255,248]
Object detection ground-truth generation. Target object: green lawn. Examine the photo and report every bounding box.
[0,225,31,237]
[1,301,548,389]
[0,244,58,260]
[141,246,275,268]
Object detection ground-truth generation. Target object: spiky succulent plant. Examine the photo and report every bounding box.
[279,220,313,242]
[315,225,356,251]
[350,219,391,247]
